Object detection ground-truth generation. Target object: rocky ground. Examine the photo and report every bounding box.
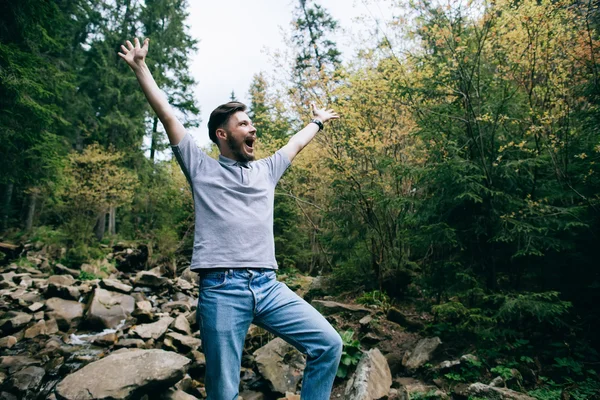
[0,241,538,399]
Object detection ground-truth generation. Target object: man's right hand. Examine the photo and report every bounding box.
[118,38,149,71]
[117,36,186,145]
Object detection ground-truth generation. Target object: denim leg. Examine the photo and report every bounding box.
[198,270,254,400]
[252,272,343,400]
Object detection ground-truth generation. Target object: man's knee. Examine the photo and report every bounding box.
[319,328,343,360]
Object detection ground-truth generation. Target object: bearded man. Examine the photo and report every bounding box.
[119,37,342,400]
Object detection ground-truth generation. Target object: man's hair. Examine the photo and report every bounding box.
[208,101,247,146]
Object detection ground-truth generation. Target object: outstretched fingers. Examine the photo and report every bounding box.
[126,40,134,51]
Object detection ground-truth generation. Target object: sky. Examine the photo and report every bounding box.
[183,0,393,147]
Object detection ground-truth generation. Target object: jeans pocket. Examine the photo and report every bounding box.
[200,271,228,289]
[265,270,277,280]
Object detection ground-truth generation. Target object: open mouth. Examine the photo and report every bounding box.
[244,137,255,151]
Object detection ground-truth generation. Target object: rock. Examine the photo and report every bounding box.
[277,393,300,400]
[402,337,442,370]
[360,332,382,345]
[45,297,85,331]
[239,391,265,400]
[311,300,371,316]
[460,354,479,363]
[135,270,169,288]
[161,300,192,314]
[46,274,80,300]
[490,376,505,387]
[457,382,535,400]
[8,365,45,393]
[28,301,44,312]
[359,315,373,329]
[53,263,80,278]
[253,337,306,394]
[0,336,17,349]
[175,277,194,291]
[55,349,190,400]
[114,338,146,349]
[132,300,155,323]
[24,318,59,338]
[0,392,17,400]
[100,279,133,294]
[131,316,174,340]
[113,243,149,272]
[344,348,392,400]
[435,359,461,370]
[386,308,425,331]
[385,352,405,376]
[0,356,41,374]
[0,311,32,334]
[164,331,202,353]
[171,314,192,336]
[162,388,199,400]
[80,258,115,279]
[91,332,118,346]
[395,377,448,400]
[85,288,135,329]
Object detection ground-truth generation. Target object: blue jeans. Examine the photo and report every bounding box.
[197,268,342,400]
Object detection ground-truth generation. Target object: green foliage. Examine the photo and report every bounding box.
[491,365,517,382]
[356,290,394,311]
[528,387,562,400]
[336,329,362,379]
[14,257,35,269]
[78,270,99,281]
[442,356,484,383]
[411,390,443,400]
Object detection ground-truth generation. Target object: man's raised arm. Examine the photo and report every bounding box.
[118,37,185,146]
[280,104,339,162]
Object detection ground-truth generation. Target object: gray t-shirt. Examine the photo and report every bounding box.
[171,133,291,271]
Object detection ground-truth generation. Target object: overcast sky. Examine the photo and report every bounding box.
[183,0,393,147]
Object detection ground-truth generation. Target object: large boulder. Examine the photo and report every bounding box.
[55,349,190,400]
[85,288,135,329]
[253,338,305,395]
[310,300,371,317]
[395,377,448,400]
[456,382,536,400]
[345,348,392,400]
[46,297,84,331]
[402,337,442,370]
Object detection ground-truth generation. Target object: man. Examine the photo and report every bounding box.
[119,38,342,400]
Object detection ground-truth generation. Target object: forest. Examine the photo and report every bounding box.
[1,0,600,399]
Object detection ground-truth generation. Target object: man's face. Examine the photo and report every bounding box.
[223,111,257,162]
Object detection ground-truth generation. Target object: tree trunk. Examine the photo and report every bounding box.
[24,189,38,232]
[150,116,159,161]
[94,211,106,241]
[108,206,116,235]
[1,183,13,231]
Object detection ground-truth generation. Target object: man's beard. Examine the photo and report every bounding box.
[226,132,255,162]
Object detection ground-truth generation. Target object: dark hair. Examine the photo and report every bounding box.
[208,101,247,145]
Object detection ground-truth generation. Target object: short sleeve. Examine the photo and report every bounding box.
[262,150,291,185]
[171,133,206,183]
